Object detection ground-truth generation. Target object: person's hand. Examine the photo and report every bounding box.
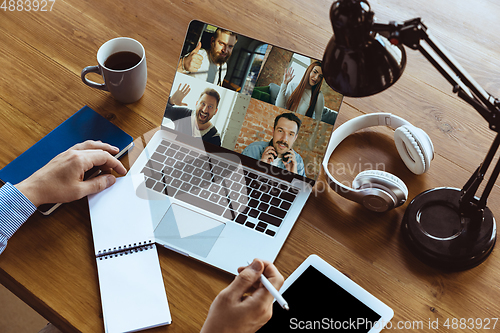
[169,83,191,106]
[283,150,298,174]
[180,41,203,73]
[260,146,277,164]
[283,67,295,85]
[201,259,284,333]
[15,140,127,207]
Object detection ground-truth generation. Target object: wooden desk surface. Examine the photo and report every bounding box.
[1,0,500,332]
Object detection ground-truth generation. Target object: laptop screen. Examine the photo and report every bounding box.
[162,20,343,182]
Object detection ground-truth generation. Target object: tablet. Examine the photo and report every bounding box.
[258,255,394,332]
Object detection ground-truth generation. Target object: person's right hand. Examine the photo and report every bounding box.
[283,67,295,85]
[201,259,284,333]
[169,83,191,106]
[260,146,277,164]
[15,140,127,207]
[182,41,203,73]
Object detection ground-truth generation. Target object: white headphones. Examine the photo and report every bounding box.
[322,113,434,212]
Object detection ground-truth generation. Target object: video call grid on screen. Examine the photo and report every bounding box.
[163,21,343,181]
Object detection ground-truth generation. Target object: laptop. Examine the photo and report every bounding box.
[128,20,343,274]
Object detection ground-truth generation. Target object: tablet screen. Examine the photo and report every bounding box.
[258,266,382,332]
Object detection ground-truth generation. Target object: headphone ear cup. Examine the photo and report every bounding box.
[394,125,434,175]
[352,170,408,212]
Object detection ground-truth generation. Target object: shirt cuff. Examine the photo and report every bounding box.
[0,182,37,239]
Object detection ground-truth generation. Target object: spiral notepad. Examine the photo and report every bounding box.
[88,175,171,333]
[96,240,155,259]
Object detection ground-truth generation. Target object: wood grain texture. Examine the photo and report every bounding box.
[1,0,499,332]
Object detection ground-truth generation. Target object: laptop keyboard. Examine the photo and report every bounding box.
[140,139,299,237]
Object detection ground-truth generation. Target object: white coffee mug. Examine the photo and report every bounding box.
[81,37,147,104]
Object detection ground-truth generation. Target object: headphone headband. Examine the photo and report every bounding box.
[322,113,417,207]
[326,113,411,150]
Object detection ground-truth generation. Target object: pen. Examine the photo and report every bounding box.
[247,261,289,311]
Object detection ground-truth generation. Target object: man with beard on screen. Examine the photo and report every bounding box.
[164,83,222,146]
[242,113,305,176]
[178,28,238,86]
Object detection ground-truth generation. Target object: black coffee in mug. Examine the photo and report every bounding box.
[82,37,147,103]
[104,51,142,70]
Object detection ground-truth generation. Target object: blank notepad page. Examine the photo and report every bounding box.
[89,175,171,333]
[97,245,170,333]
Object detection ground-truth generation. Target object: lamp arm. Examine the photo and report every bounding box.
[374,19,500,213]
[460,134,500,213]
[374,19,500,130]
[419,31,493,108]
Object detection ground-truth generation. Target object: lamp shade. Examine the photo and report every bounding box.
[322,0,407,97]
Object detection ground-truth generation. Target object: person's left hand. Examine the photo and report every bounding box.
[15,140,127,207]
[200,259,284,333]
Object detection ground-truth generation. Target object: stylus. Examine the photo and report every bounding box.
[248,261,289,311]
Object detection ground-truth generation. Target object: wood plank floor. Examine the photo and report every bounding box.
[0,284,47,333]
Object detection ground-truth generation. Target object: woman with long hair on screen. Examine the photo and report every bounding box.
[275,61,325,121]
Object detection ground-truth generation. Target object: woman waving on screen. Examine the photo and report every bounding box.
[275,61,325,121]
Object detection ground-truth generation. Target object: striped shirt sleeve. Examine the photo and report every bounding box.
[0,182,37,254]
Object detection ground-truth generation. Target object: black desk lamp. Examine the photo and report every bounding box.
[322,0,499,270]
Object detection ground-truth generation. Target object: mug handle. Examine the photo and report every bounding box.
[81,66,108,91]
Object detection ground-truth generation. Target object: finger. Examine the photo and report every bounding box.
[192,41,202,54]
[261,260,284,289]
[181,84,191,95]
[80,150,127,175]
[80,174,117,196]
[244,265,282,307]
[193,54,203,62]
[225,259,265,301]
[178,83,188,96]
[264,152,275,160]
[192,56,203,70]
[267,146,276,153]
[72,140,120,155]
[249,261,284,302]
[237,264,249,274]
[182,86,191,96]
[238,263,261,291]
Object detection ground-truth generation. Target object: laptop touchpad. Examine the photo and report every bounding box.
[154,204,225,258]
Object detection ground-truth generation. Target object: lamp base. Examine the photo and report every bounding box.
[401,187,497,271]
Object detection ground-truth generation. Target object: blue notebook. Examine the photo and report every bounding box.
[0,105,134,213]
